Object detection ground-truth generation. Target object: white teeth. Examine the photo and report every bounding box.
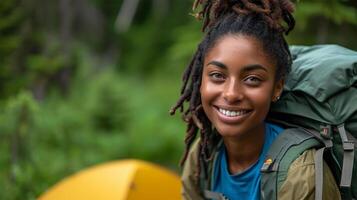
[218,108,248,117]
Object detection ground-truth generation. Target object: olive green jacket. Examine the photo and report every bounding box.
[181,139,341,200]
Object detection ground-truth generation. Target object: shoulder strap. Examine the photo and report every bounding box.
[261,128,321,200]
[314,146,327,200]
[337,124,355,200]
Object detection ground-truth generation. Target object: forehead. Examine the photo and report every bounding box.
[204,35,276,72]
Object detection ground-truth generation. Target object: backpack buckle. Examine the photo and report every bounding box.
[343,141,355,151]
[320,125,331,139]
[338,124,355,151]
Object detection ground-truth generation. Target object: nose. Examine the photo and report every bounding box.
[223,78,244,103]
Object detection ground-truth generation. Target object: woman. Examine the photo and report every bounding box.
[171,0,340,199]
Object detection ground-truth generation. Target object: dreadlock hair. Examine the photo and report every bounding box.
[170,0,295,184]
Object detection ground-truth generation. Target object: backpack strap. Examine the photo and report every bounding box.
[261,128,321,200]
[307,125,357,200]
[337,124,355,199]
[314,146,327,200]
[302,127,334,200]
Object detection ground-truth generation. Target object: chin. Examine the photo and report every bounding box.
[215,125,247,139]
[214,120,265,140]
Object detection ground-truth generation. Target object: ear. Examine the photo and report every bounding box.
[272,79,284,102]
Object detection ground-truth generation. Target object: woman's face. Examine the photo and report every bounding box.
[200,35,283,139]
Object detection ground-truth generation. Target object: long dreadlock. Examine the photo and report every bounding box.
[170,0,295,184]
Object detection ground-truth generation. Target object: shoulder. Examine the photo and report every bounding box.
[278,149,341,200]
[181,139,205,200]
[182,138,201,182]
[265,122,285,147]
[181,138,223,200]
[267,122,284,133]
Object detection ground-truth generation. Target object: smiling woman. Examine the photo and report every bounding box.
[170,0,341,200]
[201,35,282,140]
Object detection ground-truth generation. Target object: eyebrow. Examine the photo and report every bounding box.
[242,64,268,72]
[206,61,268,72]
[207,61,227,69]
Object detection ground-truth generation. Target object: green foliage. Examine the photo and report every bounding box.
[0,91,38,200]
[0,0,23,33]
[27,47,66,76]
[118,0,194,74]
[0,50,185,198]
[0,0,26,98]
[294,1,357,29]
[160,21,201,75]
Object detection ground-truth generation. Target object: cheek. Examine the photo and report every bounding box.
[200,77,218,119]
[200,77,217,103]
[199,77,206,101]
[245,86,274,111]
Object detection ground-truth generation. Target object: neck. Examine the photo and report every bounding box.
[222,123,265,174]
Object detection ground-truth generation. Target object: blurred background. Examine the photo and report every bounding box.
[0,0,356,199]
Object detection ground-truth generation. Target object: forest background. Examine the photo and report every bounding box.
[0,0,356,199]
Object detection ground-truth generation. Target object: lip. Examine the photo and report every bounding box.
[214,106,252,124]
[214,105,251,111]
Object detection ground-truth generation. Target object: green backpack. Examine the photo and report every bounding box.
[263,45,357,200]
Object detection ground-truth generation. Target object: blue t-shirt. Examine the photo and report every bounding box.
[212,123,283,200]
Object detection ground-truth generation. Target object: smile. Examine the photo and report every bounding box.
[214,106,252,124]
[218,108,250,117]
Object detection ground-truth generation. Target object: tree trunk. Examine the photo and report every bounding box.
[115,0,140,33]
[58,0,73,96]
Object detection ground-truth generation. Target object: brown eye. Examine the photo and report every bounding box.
[244,76,262,86]
[209,72,225,81]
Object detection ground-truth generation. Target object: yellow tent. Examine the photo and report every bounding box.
[39,159,181,200]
